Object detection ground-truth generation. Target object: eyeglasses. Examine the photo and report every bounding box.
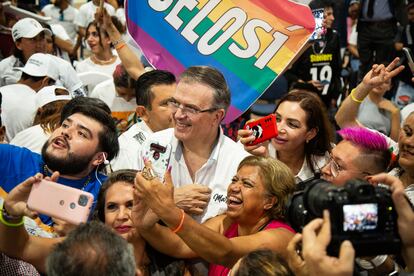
[327,153,342,178]
[168,100,218,116]
[326,153,371,178]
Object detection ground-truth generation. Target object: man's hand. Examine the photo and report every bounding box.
[308,80,324,91]
[302,211,355,276]
[4,172,59,219]
[286,233,308,276]
[174,184,211,215]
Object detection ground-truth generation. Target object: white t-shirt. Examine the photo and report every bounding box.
[0,84,37,141]
[111,120,153,171]
[50,24,71,62]
[267,142,329,183]
[348,24,358,46]
[0,55,83,95]
[76,56,121,77]
[10,124,50,154]
[74,2,115,28]
[41,4,79,42]
[137,128,250,223]
[0,55,23,87]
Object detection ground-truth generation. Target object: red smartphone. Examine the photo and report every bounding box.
[27,179,94,225]
[244,114,278,146]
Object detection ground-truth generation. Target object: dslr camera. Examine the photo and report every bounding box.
[286,178,401,256]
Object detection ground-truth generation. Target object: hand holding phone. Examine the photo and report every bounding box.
[244,114,278,146]
[143,141,172,182]
[27,180,94,225]
[309,8,326,42]
[403,47,414,75]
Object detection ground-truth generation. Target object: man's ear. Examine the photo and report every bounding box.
[0,126,5,143]
[91,152,107,167]
[136,105,149,121]
[214,109,225,124]
[15,40,23,51]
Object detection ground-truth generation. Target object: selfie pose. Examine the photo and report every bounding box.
[239,90,333,183]
[134,156,296,276]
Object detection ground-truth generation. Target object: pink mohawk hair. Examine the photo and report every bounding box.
[337,127,388,151]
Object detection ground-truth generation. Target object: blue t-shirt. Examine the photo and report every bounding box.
[0,144,106,225]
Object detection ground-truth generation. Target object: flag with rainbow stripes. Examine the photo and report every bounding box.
[126,0,315,123]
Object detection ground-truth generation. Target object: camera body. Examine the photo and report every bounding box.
[244,114,278,146]
[287,178,401,256]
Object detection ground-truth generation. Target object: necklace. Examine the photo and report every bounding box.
[91,55,116,65]
[43,165,92,190]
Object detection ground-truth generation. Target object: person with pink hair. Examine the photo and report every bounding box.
[321,126,391,186]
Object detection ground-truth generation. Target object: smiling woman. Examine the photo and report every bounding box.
[134,155,296,276]
[239,90,333,183]
[75,18,123,79]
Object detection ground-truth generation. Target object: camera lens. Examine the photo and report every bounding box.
[306,180,337,217]
[70,202,76,209]
[78,195,89,207]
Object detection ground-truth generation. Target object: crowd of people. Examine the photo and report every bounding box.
[0,0,414,275]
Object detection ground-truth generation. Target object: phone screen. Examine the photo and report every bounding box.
[309,8,325,41]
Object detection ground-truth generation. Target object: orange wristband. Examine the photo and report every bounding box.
[171,209,185,233]
[115,42,126,51]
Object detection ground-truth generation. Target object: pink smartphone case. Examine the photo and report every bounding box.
[27,179,94,225]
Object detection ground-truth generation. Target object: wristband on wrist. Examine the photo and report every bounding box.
[115,42,126,51]
[0,205,24,227]
[171,209,185,234]
[350,88,365,103]
[112,38,124,48]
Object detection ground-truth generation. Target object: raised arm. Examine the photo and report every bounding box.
[96,8,145,80]
[0,174,63,273]
[335,58,404,128]
[134,165,293,267]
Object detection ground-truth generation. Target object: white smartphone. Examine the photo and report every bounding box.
[310,8,326,41]
[27,179,94,225]
[143,140,172,182]
[403,47,414,75]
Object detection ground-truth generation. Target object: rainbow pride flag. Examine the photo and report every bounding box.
[126,0,315,123]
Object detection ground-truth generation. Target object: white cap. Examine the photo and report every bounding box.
[12,18,52,42]
[36,85,72,108]
[16,53,60,81]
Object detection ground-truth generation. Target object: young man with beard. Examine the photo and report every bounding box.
[0,102,119,231]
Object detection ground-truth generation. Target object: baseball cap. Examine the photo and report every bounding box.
[15,53,60,81]
[12,18,52,42]
[36,85,72,109]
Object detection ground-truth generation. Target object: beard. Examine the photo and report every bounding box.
[41,140,96,176]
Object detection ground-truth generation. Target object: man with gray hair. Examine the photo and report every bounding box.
[137,66,249,223]
[46,221,137,276]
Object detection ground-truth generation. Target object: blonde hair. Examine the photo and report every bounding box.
[237,156,296,220]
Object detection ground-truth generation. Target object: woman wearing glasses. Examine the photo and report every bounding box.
[238,90,333,183]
